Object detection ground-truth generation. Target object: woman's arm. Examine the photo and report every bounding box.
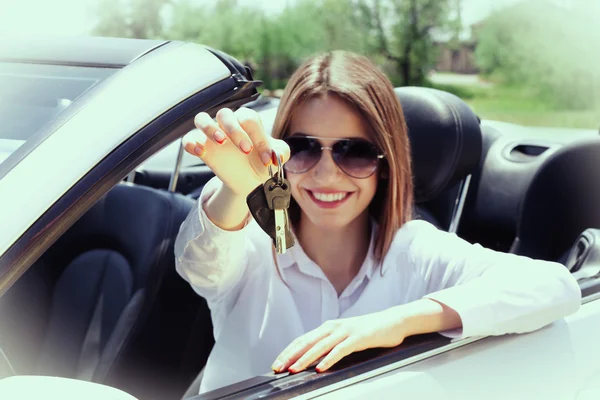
[203,177,251,231]
[271,220,582,373]
[384,298,462,337]
[407,220,582,339]
[174,176,267,306]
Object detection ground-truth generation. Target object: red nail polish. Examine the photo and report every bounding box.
[239,140,253,154]
[214,131,226,144]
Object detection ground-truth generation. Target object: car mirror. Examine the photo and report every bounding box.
[0,376,138,400]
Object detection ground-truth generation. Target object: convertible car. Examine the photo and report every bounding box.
[1,36,600,400]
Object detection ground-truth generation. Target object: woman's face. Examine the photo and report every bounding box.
[285,94,379,231]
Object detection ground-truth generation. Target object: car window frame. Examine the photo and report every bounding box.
[0,44,261,297]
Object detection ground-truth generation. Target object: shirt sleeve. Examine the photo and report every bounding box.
[403,220,582,340]
[174,176,269,307]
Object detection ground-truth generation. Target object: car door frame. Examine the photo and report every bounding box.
[0,41,261,297]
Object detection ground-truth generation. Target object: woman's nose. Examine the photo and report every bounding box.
[312,149,342,183]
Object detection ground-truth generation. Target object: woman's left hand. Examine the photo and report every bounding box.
[271,309,406,374]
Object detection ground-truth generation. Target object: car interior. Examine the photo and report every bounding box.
[1,84,599,400]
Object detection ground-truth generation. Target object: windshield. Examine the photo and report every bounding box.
[0,62,117,164]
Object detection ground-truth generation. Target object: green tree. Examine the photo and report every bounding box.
[357,0,460,85]
[91,0,171,39]
[89,0,460,89]
[475,0,600,110]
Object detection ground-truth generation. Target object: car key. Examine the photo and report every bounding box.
[264,150,294,253]
[264,175,292,253]
[245,150,295,253]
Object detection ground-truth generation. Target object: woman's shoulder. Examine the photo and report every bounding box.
[390,218,444,247]
[383,219,461,266]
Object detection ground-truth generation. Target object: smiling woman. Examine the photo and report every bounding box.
[1,34,597,400]
[174,50,582,395]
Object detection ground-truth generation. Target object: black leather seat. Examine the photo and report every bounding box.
[510,138,600,263]
[0,183,211,400]
[395,87,483,231]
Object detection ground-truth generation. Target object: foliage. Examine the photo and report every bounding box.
[423,81,476,99]
[474,0,600,110]
[91,0,171,39]
[88,0,599,128]
[90,0,458,88]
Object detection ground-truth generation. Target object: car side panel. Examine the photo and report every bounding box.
[305,296,600,400]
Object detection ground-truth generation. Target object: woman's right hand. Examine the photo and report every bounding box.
[182,107,290,198]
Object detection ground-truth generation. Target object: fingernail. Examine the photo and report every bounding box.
[240,139,252,154]
[271,361,283,372]
[194,146,204,156]
[271,150,278,165]
[261,151,272,166]
[214,131,226,144]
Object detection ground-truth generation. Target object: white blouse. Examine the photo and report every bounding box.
[174,177,582,394]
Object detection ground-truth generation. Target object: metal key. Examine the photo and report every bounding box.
[264,152,293,253]
[264,177,291,253]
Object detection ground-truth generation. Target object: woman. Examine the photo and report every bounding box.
[174,51,581,393]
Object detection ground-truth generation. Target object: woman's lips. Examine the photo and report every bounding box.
[306,190,352,209]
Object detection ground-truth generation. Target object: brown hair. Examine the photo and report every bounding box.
[271,50,414,262]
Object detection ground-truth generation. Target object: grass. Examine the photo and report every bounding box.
[429,83,600,130]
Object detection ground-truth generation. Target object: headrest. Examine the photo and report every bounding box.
[395,87,482,203]
[514,138,600,261]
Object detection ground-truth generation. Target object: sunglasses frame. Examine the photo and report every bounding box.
[282,135,385,179]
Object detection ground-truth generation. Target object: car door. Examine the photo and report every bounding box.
[0,40,262,400]
[0,40,260,293]
[296,296,600,400]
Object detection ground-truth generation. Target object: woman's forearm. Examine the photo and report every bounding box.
[384,298,463,338]
[204,182,250,231]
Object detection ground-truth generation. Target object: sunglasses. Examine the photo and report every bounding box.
[282,135,385,179]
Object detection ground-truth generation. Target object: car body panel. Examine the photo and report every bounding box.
[0,376,137,400]
[301,295,600,400]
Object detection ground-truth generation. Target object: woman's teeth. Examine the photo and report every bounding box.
[312,192,348,202]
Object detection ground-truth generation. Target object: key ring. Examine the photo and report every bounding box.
[268,149,284,186]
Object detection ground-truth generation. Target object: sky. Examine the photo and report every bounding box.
[0,0,530,38]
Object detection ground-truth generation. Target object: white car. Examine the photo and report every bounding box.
[1,36,599,400]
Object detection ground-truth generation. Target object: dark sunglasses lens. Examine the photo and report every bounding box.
[283,137,321,173]
[333,139,380,178]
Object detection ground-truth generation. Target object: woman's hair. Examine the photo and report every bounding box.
[271,50,414,262]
